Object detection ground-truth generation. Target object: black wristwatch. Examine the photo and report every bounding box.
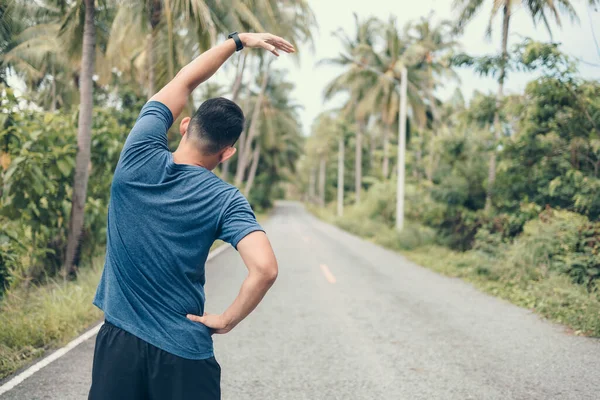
[228,32,243,52]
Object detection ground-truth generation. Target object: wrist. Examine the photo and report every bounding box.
[220,312,237,331]
[237,33,249,47]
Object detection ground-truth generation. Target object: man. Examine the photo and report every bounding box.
[89,32,294,400]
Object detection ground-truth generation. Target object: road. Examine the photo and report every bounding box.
[2,201,599,399]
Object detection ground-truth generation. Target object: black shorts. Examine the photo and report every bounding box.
[88,322,221,400]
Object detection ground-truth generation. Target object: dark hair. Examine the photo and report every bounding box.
[187,97,245,154]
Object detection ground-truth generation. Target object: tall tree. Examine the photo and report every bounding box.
[453,0,591,210]
[337,131,345,217]
[355,16,430,180]
[240,67,301,191]
[408,15,458,181]
[64,0,96,277]
[321,14,379,203]
[234,62,270,187]
[106,0,272,99]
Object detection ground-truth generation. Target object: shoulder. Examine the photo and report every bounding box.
[139,101,174,121]
[135,101,174,129]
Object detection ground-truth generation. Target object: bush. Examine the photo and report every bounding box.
[0,102,125,293]
[373,223,436,251]
[0,219,27,291]
[342,180,397,226]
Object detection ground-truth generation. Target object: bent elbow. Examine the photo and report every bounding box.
[264,263,278,284]
[257,260,278,285]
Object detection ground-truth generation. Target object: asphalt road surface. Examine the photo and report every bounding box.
[2,201,599,400]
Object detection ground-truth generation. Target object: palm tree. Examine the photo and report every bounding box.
[354,17,432,180]
[228,0,315,185]
[234,61,270,187]
[336,120,346,216]
[1,0,111,275]
[407,15,459,181]
[2,0,116,110]
[317,112,347,209]
[453,0,590,210]
[244,75,304,203]
[64,0,96,277]
[241,69,301,194]
[320,14,379,204]
[106,0,272,100]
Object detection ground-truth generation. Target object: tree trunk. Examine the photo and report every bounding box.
[231,52,247,101]
[64,0,95,278]
[355,120,364,204]
[485,5,510,212]
[308,167,316,203]
[426,65,439,182]
[382,123,391,179]
[146,34,155,98]
[163,0,175,80]
[243,144,261,197]
[415,145,421,181]
[50,64,57,112]
[234,64,270,187]
[147,0,162,99]
[337,136,345,217]
[221,53,248,180]
[318,157,326,207]
[369,129,376,169]
[426,137,435,182]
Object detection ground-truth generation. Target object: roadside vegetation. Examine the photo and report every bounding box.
[0,263,103,380]
[0,0,312,380]
[303,6,600,336]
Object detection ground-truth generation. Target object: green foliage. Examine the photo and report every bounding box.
[1,105,77,284]
[0,218,27,290]
[405,245,600,336]
[496,76,600,219]
[0,92,125,292]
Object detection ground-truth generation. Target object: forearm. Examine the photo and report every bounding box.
[221,270,277,331]
[178,40,236,94]
[150,39,237,119]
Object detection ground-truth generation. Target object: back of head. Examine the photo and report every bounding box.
[187,97,245,154]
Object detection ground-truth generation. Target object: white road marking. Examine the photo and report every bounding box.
[319,264,337,284]
[0,323,101,395]
[0,244,233,395]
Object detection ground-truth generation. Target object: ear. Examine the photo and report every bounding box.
[220,146,237,163]
[179,117,191,136]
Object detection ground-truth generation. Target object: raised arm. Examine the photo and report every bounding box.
[151,32,295,120]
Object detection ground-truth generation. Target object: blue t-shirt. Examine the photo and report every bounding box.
[93,101,263,360]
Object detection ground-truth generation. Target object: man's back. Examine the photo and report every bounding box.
[93,102,263,360]
[89,32,291,400]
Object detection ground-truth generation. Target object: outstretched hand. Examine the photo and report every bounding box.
[187,312,233,335]
[239,33,295,57]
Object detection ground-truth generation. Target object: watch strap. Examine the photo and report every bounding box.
[228,32,243,52]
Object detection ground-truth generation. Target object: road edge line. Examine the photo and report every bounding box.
[0,245,233,395]
[0,323,101,396]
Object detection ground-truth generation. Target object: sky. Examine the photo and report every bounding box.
[6,0,599,135]
[270,0,600,135]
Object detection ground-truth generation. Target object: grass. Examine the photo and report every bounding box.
[404,245,600,336]
[0,262,104,380]
[0,211,270,381]
[309,205,600,337]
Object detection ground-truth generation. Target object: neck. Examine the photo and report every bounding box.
[172,148,214,170]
